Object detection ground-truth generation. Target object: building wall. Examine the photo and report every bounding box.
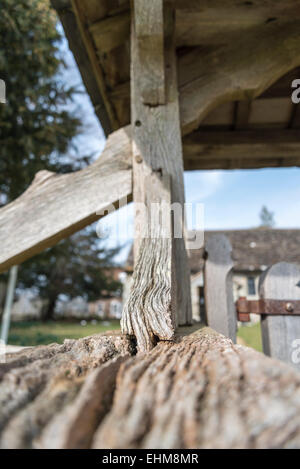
[10,291,45,321]
[5,294,123,322]
[232,272,260,301]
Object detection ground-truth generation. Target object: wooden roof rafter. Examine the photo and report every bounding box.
[52,0,300,170]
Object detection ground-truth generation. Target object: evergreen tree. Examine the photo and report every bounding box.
[0,0,121,318]
[18,228,122,320]
[259,206,275,228]
[0,0,82,205]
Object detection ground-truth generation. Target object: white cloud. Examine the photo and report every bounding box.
[184,170,226,203]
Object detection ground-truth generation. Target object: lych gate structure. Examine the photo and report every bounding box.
[1,0,300,448]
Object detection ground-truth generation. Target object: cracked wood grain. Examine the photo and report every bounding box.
[1,328,300,449]
[129,2,191,347]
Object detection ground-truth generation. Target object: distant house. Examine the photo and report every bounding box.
[88,297,122,320]
[3,268,125,322]
[124,229,300,322]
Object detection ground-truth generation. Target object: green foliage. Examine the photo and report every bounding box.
[18,227,122,319]
[0,0,122,317]
[8,319,121,346]
[0,0,81,204]
[237,323,262,352]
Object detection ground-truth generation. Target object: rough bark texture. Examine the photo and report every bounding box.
[122,172,175,352]
[122,237,174,352]
[0,332,133,449]
[1,328,300,449]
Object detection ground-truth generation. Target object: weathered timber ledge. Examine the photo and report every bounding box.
[0,327,300,449]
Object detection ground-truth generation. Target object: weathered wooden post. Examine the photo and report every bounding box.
[122,0,192,351]
[204,234,236,342]
[259,262,300,370]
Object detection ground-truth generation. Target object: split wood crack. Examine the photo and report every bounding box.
[1,327,300,449]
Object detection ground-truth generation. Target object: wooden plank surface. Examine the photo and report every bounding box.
[183,129,300,169]
[174,1,300,46]
[185,157,300,171]
[89,11,130,54]
[259,262,300,370]
[0,128,132,273]
[204,234,236,342]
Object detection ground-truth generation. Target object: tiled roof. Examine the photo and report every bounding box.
[126,229,300,273]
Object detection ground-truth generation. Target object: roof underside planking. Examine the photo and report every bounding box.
[52,0,300,170]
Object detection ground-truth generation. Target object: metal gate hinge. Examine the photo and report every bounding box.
[236,297,300,322]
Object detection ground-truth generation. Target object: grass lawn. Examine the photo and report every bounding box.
[8,320,121,346]
[8,319,263,352]
[237,322,263,352]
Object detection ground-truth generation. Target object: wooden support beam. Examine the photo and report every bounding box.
[54,1,300,134]
[122,172,176,351]
[260,67,300,100]
[122,1,192,351]
[173,1,300,47]
[134,0,165,106]
[89,11,130,54]
[184,157,300,171]
[183,129,300,170]
[51,0,113,136]
[178,20,300,135]
[77,0,130,23]
[0,128,132,274]
[169,0,300,11]
[259,262,300,370]
[70,0,120,129]
[234,100,251,130]
[204,235,236,342]
[289,104,300,129]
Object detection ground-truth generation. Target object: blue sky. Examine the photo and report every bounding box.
[184,168,300,229]
[61,34,300,263]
